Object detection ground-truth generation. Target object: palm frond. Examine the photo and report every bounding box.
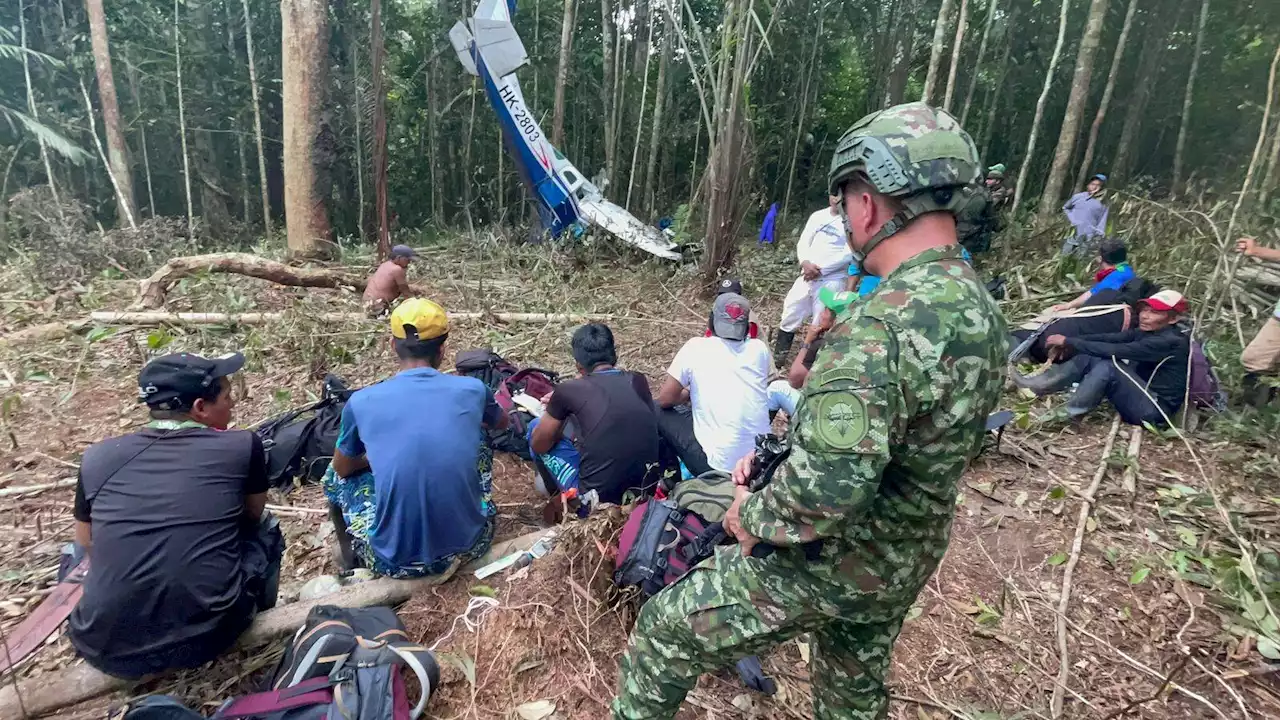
[0,39,64,68]
[0,105,90,164]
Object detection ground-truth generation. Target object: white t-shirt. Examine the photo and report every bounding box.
[796,208,852,279]
[667,336,771,472]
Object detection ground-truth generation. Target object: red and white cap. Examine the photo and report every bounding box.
[1139,290,1188,313]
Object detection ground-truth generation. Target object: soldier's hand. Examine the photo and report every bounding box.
[1044,334,1067,349]
[724,486,760,556]
[800,261,821,280]
[1237,236,1258,256]
[731,452,755,486]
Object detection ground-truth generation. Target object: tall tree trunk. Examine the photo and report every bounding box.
[643,21,670,216]
[241,0,271,234]
[884,0,918,107]
[85,0,137,225]
[124,56,156,217]
[1262,111,1280,208]
[1075,0,1138,189]
[942,0,968,111]
[427,53,443,221]
[782,8,824,218]
[599,0,615,191]
[625,12,656,210]
[978,2,1016,154]
[353,41,366,238]
[79,78,137,229]
[224,0,250,225]
[1113,6,1177,183]
[960,0,997,125]
[922,0,955,104]
[370,0,389,257]
[281,0,334,257]
[1171,0,1209,196]
[1038,0,1109,214]
[551,0,577,147]
[18,0,62,213]
[174,0,195,237]
[189,0,231,234]
[462,78,477,236]
[1011,0,1071,212]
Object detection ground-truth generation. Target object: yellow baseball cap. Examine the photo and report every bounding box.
[390,298,449,341]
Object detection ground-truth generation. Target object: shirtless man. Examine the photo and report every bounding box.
[363,245,417,315]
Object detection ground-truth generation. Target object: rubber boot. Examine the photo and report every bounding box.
[773,330,795,369]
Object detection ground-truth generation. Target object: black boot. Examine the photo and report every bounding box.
[1241,373,1273,409]
[773,330,795,368]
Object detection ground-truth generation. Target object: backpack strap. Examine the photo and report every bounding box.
[385,641,441,720]
[214,676,335,718]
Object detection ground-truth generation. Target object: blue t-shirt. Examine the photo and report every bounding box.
[336,368,500,568]
[1090,263,1134,294]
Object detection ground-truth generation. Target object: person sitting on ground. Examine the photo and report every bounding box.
[774,196,852,366]
[1012,290,1190,426]
[1048,237,1135,314]
[69,352,283,679]
[362,244,417,316]
[1236,236,1280,407]
[1062,173,1110,256]
[324,298,507,578]
[528,323,660,511]
[656,292,770,477]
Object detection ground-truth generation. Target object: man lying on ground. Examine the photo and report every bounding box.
[656,292,770,476]
[1012,238,1148,363]
[1012,290,1190,426]
[362,244,417,316]
[69,352,284,679]
[528,323,660,511]
[324,298,507,578]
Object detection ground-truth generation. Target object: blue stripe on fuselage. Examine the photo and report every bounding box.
[472,46,579,235]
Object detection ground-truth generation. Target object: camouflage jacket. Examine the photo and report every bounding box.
[739,245,1007,590]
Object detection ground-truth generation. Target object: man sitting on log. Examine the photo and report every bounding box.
[1012,290,1191,426]
[528,323,660,514]
[69,352,284,679]
[362,244,417,316]
[655,292,770,477]
[324,298,507,578]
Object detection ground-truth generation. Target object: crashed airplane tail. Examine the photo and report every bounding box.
[450,0,681,261]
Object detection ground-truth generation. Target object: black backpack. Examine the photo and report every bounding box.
[256,375,354,489]
[114,606,439,720]
[454,349,558,460]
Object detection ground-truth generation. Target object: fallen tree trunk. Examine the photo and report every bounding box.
[136,253,370,309]
[89,311,616,326]
[0,527,553,719]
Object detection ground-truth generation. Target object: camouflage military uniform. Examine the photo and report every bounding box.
[612,103,1008,720]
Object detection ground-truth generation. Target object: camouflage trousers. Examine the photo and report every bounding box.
[611,544,908,720]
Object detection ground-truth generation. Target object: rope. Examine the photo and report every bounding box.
[428,596,500,652]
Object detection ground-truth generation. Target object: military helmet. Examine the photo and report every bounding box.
[828,102,982,252]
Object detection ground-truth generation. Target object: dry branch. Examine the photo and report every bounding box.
[1121,427,1143,498]
[0,528,553,719]
[0,479,75,497]
[1051,415,1122,718]
[135,253,368,308]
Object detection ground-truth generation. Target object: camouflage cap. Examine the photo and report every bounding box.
[828,102,981,197]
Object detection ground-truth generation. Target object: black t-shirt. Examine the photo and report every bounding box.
[69,426,268,677]
[546,370,659,503]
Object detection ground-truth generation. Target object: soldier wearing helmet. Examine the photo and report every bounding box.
[611,103,1008,720]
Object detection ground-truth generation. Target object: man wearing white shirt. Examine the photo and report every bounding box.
[775,195,852,365]
[656,293,771,475]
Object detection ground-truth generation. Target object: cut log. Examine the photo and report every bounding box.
[136,253,370,308]
[89,311,615,326]
[0,527,553,719]
[0,321,87,348]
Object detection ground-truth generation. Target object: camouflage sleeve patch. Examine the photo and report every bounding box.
[738,318,899,546]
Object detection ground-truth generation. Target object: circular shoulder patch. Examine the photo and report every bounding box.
[812,391,870,450]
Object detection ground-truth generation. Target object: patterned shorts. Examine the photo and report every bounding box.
[321,446,496,579]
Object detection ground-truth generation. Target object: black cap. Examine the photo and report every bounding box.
[716,278,743,296]
[138,352,245,410]
[390,244,418,259]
